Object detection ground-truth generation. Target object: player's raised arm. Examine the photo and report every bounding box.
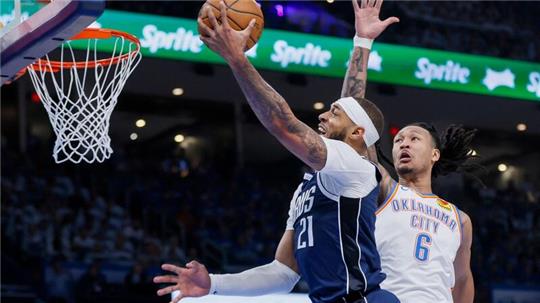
[452,211,475,303]
[198,1,327,171]
[341,0,399,100]
[342,0,399,199]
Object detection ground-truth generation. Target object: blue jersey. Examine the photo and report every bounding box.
[289,172,385,303]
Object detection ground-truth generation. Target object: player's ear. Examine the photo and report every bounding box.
[350,126,365,140]
[432,148,441,162]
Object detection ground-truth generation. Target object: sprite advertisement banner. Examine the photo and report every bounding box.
[2,6,539,101]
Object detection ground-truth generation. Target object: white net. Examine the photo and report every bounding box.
[27,31,141,164]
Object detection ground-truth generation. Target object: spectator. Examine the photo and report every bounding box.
[45,257,75,303]
[161,236,187,264]
[75,261,108,303]
[124,261,152,296]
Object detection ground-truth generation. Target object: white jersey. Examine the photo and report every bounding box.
[375,183,462,303]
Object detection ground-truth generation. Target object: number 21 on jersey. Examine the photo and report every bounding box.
[297,216,314,249]
[414,233,432,262]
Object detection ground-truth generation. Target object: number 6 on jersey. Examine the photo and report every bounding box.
[414,233,432,262]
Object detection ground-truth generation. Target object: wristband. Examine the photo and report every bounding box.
[353,35,373,50]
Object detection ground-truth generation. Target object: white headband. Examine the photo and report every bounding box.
[334,97,380,147]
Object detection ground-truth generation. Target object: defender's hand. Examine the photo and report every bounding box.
[352,0,399,39]
[198,1,256,63]
[153,261,211,303]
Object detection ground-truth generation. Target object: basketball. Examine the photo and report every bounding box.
[198,0,264,51]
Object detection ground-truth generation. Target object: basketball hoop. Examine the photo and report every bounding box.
[26,28,142,164]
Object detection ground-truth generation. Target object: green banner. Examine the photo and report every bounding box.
[2,6,539,101]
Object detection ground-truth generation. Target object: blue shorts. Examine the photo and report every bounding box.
[330,287,400,303]
[365,288,400,303]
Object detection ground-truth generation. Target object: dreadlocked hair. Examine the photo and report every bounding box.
[409,122,478,178]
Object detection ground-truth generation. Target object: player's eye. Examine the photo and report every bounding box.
[394,138,402,143]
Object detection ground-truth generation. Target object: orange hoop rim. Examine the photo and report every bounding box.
[29,28,140,72]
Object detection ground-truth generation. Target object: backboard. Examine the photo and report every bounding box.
[0,0,105,85]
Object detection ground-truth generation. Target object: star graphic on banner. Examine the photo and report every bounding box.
[368,51,383,72]
[482,68,515,91]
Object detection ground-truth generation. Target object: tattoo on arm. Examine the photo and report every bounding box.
[229,57,327,170]
[341,47,370,99]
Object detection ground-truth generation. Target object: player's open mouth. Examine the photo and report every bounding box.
[399,151,412,162]
[318,124,326,135]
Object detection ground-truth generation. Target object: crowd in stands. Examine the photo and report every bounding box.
[2,3,538,303]
[1,142,291,302]
[388,1,538,61]
[2,140,539,303]
[435,173,540,302]
[469,180,540,298]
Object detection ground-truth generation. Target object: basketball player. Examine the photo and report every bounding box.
[338,2,475,301]
[371,123,476,303]
[156,1,475,302]
[338,2,475,302]
[154,1,400,303]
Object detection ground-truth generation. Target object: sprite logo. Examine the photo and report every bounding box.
[414,57,470,85]
[140,24,204,54]
[270,40,332,68]
[139,24,257,57]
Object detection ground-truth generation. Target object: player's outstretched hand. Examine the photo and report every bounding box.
[198,0,256,63]
[352,0,399,39]
[153,261,211,303]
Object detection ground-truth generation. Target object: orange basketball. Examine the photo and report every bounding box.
[198,0,264,51]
